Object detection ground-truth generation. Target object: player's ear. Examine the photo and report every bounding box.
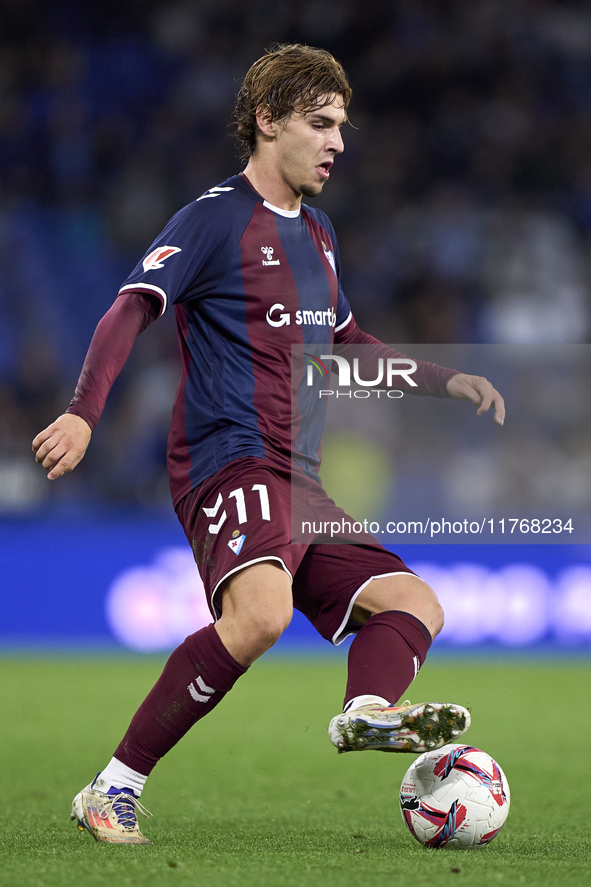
[255,105,280,140]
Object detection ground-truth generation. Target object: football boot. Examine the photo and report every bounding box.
[71,777,152,844]
[328,700,471,753]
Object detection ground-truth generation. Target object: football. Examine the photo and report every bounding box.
[399,744,510,849]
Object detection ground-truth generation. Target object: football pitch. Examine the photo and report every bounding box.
[1,655,589,887]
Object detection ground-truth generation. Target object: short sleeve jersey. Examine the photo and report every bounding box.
[118,174,352,506]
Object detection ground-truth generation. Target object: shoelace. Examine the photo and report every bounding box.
[100,793,152,831]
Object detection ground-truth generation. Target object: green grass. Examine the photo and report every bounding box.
[1,655,590,887]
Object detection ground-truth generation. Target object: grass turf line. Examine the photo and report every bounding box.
[0,657,590,887]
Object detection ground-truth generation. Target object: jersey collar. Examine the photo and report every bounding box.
[239,172,301,218]
[262,200,300,218]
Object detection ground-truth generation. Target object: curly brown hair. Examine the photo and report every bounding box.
[233,44,352,163]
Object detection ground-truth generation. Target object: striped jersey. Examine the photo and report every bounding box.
[118,173,355,505]
[69,173,456,507]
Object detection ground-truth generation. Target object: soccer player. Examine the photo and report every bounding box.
[32,44,504,845]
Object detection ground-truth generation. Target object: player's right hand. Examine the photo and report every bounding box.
[32,413,92,480]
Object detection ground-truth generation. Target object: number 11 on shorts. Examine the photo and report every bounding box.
[203,484,270,533]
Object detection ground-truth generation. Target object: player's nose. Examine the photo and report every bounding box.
[328,128,344,154]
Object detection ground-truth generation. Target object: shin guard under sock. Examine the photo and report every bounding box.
[344,610,432,710]
[113,624,247,775]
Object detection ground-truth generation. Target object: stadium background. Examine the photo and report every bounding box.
[1,0,591,655]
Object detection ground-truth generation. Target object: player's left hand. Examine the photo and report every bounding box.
[446,373,505,426]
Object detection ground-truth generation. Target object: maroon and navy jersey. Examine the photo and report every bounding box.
[118,174,352,505]
[68,173,457,506]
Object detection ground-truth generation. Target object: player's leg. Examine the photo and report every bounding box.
[329,571,469,753]
[108,561,292,776]
[72,458,301,843]
[292,535,469,754]
[343,572,443,709]
[106,561,291,776]
[72,561,292,843]
[215,560,293,664]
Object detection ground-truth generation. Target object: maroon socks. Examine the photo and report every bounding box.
[343,610,432,710]
[113,624,247,775]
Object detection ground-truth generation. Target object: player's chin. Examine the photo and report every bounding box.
[299,182,325,199]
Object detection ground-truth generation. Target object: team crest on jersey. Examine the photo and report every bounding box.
[321,240,336,274]
[261,246,280,266]
[228,530,246,555]
[142,245,182,272]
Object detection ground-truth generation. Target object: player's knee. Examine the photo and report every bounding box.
[246,607,292,652]
[355,575,444,638]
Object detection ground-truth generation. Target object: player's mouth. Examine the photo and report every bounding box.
[316,161,333,179]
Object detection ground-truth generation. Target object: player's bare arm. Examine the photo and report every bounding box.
[32,413,92,480]
[446,372,505,426]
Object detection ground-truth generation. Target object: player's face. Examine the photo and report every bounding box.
[273,96,346,200]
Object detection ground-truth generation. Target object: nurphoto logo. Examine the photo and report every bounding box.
[305,353,417,398]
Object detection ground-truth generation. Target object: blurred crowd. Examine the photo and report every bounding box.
[1,0,591,510]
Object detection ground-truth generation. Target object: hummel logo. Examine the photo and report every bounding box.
[195,186,234,202]
[261,246,280,266]
[188,675,216,704]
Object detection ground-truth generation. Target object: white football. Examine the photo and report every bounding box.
[399,744,510,849]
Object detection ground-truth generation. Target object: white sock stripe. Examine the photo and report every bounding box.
[196,675,215,695]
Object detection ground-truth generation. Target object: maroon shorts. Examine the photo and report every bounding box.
[175,457,414,645]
